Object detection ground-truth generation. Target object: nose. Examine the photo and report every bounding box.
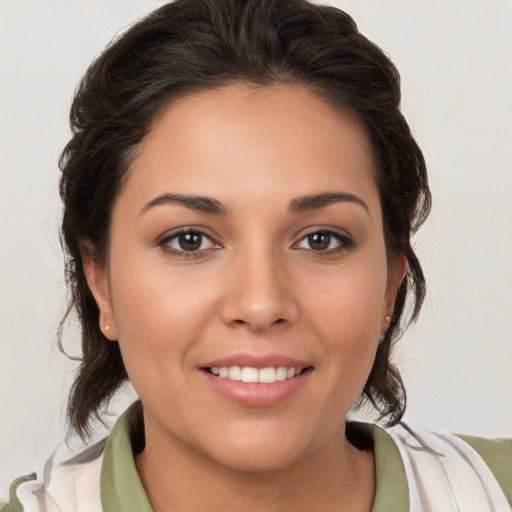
[220,245,299,333]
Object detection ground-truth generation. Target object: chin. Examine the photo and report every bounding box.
[212,445,305,473]
[202,423,322,473]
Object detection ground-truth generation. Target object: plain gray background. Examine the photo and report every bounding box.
[1,0,511,492]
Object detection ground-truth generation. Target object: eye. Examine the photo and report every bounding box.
[295,229,352,253]
[160,229,220,255]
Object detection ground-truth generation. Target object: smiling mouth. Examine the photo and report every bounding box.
[203,366,312,384]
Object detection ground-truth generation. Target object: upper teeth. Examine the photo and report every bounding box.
[210,366,301,383]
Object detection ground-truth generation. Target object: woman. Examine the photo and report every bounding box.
[1,0,511,510]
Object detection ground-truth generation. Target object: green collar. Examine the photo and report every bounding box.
[367,423,410,511]
[100,403,409,512]
[100,403,152,512]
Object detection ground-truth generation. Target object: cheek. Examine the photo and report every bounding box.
[107,246,221,366]
[303,262,388,340]
[299,254,388,396]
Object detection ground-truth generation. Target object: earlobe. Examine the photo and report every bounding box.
[80,239,118,340]
[381,254,408,332]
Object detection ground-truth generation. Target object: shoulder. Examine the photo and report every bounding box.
[0,402,144,512]
[385,422,512,510]
[455,433,512,504]
[0,439,105,512]
[0,474,36,512]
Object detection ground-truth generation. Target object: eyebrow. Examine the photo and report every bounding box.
[140,193,228,216]
[140,191,369,217]
[289,192,370,215]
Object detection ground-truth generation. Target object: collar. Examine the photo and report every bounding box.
[99,402,410,512]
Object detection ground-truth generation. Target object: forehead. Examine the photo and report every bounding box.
[123,83,379,213]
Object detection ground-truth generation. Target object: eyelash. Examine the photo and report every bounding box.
[158,228,221,258]
[293,228,354,255]
[157,227,354,258]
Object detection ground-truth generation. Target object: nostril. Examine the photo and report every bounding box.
[230,318,286,327]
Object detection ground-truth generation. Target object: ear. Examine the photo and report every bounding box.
[80,239,118,340]
[381,254,408,332]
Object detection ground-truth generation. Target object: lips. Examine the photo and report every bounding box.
[200,354,313,407]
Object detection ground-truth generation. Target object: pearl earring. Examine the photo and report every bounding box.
[385,315,391,322]
[105,325,110,331]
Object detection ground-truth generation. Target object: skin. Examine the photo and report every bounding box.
[84,84,406,511]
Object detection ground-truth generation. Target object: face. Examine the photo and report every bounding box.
[85,84,405,472]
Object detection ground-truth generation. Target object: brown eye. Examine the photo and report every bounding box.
[307,232,331,251]
[296,229,353,253]
[178,232,203,251]
[160,229,219,254]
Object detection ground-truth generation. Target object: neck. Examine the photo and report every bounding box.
[136,422,375,512]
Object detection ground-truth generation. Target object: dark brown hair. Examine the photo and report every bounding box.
[59,0,431,438]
